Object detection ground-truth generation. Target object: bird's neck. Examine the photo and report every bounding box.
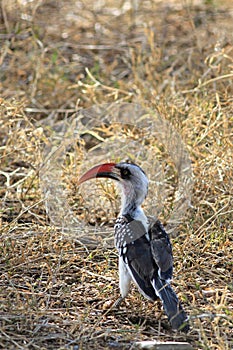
[119,197,148,230]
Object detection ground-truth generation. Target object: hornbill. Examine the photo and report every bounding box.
[78,162,189,331]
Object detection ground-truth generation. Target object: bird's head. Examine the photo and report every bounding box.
[78,162,149,215]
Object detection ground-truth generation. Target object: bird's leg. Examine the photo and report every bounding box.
[113,296,125,308]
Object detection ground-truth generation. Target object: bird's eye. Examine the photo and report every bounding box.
[121,168,131,179]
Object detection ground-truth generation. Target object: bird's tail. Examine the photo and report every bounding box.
[152,278,189,332]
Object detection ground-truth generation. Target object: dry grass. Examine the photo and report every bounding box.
[0,0,233,349]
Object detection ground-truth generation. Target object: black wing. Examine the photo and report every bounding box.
[149,220,189,331]
[115,216,158,301]
[149,219,173,282]
[122,234,159,301]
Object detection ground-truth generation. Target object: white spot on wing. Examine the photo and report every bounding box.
[122,246,127,254]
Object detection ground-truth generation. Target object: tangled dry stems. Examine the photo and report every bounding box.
[0,1,233,349]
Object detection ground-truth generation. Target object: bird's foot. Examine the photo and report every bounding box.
[102,297,124,314]
[113,296,124,308]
